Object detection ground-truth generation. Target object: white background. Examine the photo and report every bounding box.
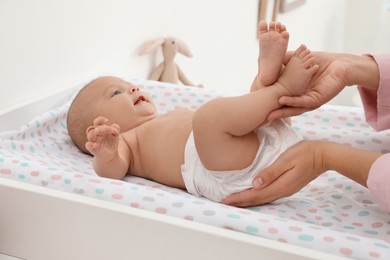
[1,0,389,111]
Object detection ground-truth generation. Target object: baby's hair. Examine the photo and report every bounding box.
[66,80,97,154]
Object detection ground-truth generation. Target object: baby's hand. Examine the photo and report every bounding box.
[85,116,120,160]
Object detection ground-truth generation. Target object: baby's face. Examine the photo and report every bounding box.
[84,76,157,132]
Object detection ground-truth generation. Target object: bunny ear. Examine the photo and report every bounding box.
[177,39,193,58]
[138,37,165,55]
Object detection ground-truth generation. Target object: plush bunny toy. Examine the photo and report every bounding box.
[139,37,201,87]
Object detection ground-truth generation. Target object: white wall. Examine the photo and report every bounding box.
[1,0,390,112]
[0,0,259,112]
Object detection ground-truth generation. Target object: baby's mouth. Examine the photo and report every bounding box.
[134,95,146,105]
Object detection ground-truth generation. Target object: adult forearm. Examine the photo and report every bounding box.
[322,141,382,187]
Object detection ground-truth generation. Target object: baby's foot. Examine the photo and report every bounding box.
[276,44,319,96]
[257,21,290,87]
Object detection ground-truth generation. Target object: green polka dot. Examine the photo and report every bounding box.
[246,226,259,233]
[344,226,355,230]
[345,186,352,190]
[331,194,342,200]
[227,214,240,219]
[365,230,379,235]
[298,234,314,241]
[20,162,29,167]
[64,179,72,185]
[375,243,390,249]
[322,118,330,122]
[95,188,104,194]
[358,211,369,217]
[29,146,35,153]
[324,208,333,214]
[18,174,26,180]
[0,158,4,163]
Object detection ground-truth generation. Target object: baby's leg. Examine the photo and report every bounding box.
[193,45,318,172]
[276,44,319,96]
[251,21,289,91]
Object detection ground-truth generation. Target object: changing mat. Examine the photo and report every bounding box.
[1,78,390,259]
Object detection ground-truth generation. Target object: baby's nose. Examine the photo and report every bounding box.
[129,87,140,93]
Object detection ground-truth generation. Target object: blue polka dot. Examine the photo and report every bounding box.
[227,214,240,219]
[375,243,390,249]
[298,234,314,241]
[364,230,378,235]
[20,162,29,167]
[95,188,104,194]
[246,226,258,233]
[358,211,369,217]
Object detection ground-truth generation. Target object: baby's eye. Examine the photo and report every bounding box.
[112,90,122,96]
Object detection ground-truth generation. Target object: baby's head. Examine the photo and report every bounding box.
[67,76,157,153]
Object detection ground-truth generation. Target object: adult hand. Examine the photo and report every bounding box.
[267,52,352,121]
[222,140,327,207]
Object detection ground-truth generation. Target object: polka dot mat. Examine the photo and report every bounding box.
[1,78,390,259]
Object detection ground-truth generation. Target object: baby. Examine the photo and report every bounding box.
[67,21,319,202]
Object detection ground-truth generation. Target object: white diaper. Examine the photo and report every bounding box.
[181,119,301,202]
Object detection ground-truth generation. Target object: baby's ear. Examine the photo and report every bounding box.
[86,125,95,135]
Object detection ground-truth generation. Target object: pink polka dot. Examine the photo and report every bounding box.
[315,216,323,220]
[238,210,252,215]
[259,219,269,223]
[268,228,278,234]
[306,131,317,135]
[308,208,317,213]
[74,173,84,178]
[111,194,123,200]
[338,116,347,121]
[130,203,139,208]
[372,222,383,228]
[51,174,61,180]
[110,181,123,185]
[353,222,363,227]
[277,238,288,243]
[0,169,12,174]
[156,207,167,214]
[369,251,381,258]
[30,171,40,177]
[223,226,234,230]
[339,247,353,255]
[289,226,302,232]
[164,92,172,96]
[184,215,194,221]
[89,178,102,184]
[323,236,334,242]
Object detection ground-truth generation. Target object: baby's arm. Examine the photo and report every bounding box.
[86,116,130,179]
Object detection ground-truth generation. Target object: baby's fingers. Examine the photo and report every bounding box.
[93,116,108,126]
